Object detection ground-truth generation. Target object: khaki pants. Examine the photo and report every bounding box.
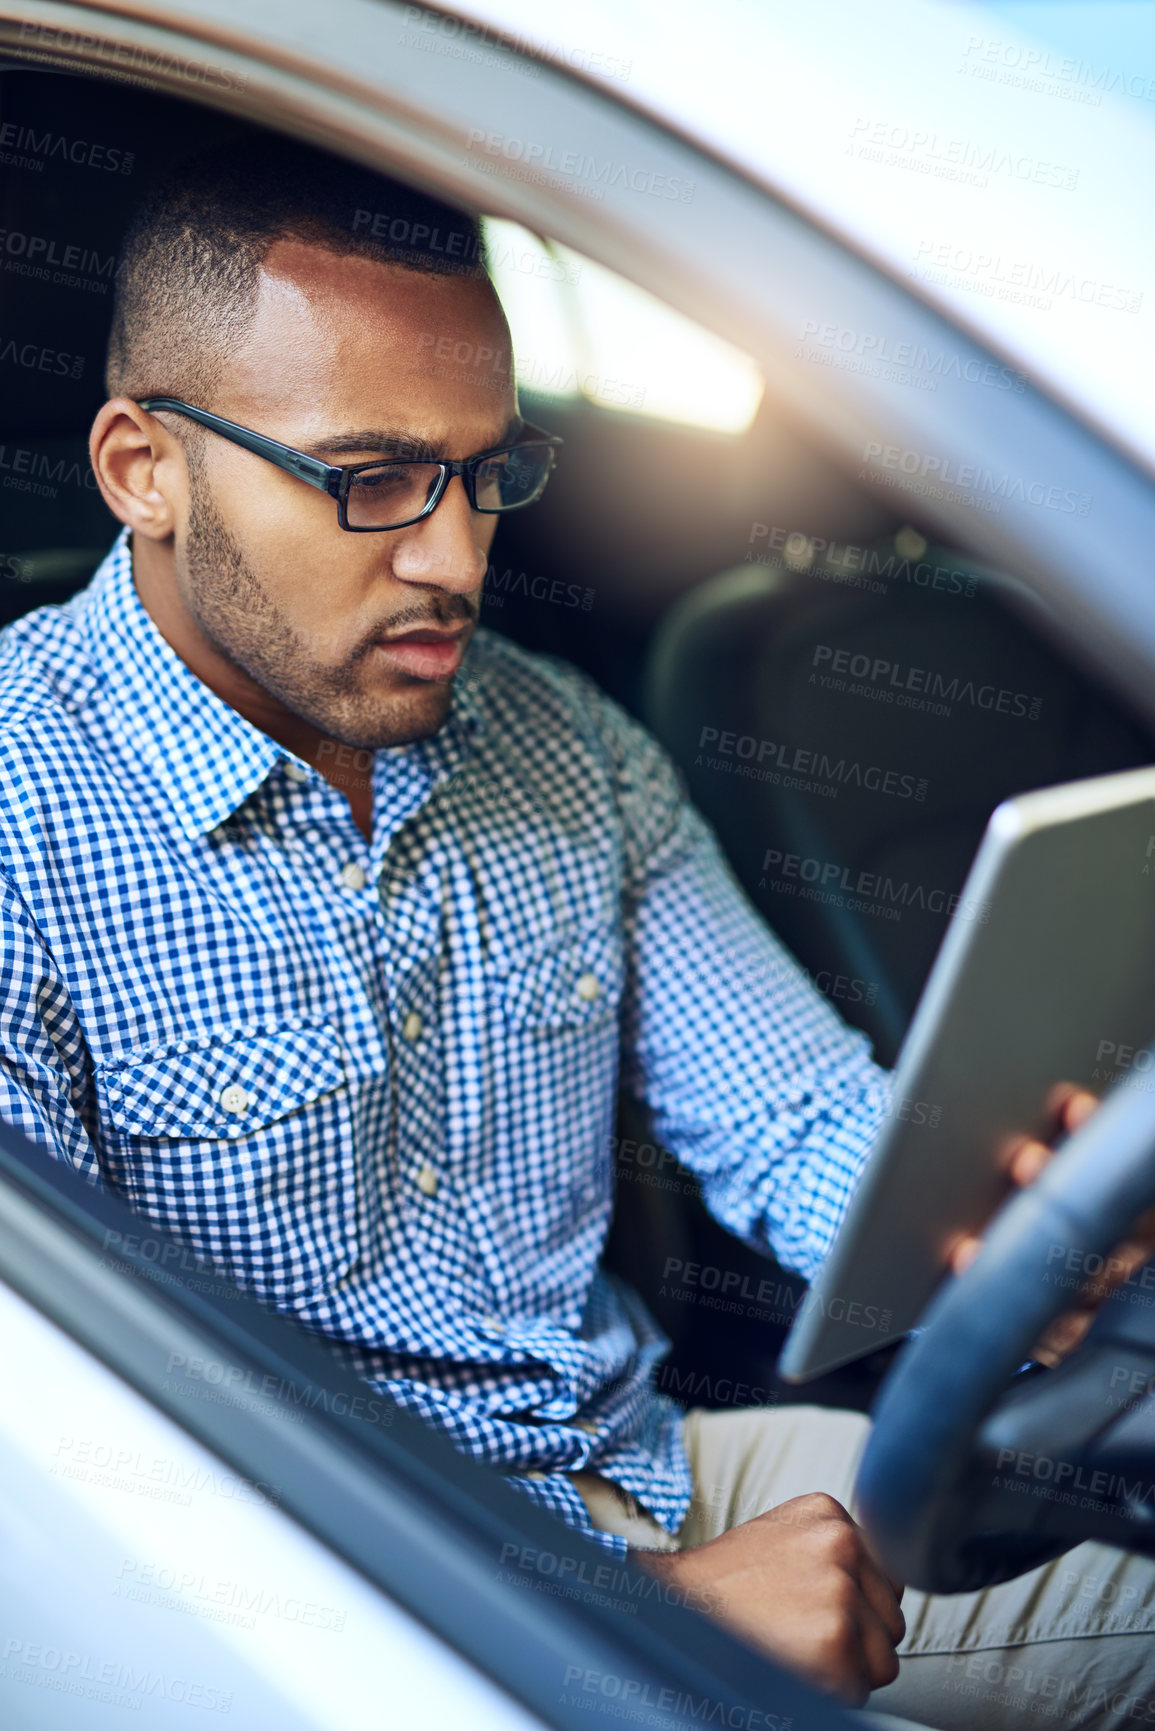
[572,1406,1155,1731]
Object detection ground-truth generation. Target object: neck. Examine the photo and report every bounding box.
[131,532,373,838]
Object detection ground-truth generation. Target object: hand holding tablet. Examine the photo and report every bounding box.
[780,765,1155,1384]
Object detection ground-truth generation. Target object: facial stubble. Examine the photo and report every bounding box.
[182,467,457,750]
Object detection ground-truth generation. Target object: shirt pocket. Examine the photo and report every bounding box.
[485,927,624,1252]
[489,925,625,1032]
[94,1019,358,1306]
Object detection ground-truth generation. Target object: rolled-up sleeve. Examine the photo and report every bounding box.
[595,693,893,1282]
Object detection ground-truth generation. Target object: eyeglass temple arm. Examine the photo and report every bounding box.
[515,420,564,448]
[137,398,338,494]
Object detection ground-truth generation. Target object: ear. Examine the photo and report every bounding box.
[89,397,188,541]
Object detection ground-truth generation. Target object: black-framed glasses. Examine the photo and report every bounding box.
[137,397,563,532]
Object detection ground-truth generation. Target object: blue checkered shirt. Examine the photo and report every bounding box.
[0,529,892,1553]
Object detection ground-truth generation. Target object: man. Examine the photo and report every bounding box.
[1,136,1153,1725]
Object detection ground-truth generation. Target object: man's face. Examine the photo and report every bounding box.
[173,239,516,749]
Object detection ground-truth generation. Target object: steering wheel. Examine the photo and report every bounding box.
[855,1064,1155,1594]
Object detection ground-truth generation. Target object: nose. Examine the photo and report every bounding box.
[389,472,488,594]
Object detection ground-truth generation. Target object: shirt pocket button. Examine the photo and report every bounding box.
[219,1083,252,1115]
[576,972,600,1003]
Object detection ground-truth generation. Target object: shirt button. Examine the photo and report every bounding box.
[479,1315,505,1335]
[402,1010,423,1042]
[339,863,367,891]
[525,1469,549,1482]
[416,1163,439,1197]
[284,760,309,783]
[576,971,600,1002]
[573,1418,600,1435]
[219,1084,252,1115]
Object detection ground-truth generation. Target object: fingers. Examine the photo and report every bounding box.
[802,1500,905,1694]
[1007,1136,1050,1187]
[1040,1080,1096,1134]
[855,1600,902,1695]
[748,1497,902,1702]
[1032,1306,1097,1367]
[948,1087,1103,1279]
[856,1544,907,1645]
[803,1573,898,1706]
[1004,1085,1099,1187]
[946,1230,980,1276]
[1002,1085,1099,1190]
[1061,1087,1099,1132]
[835,1544,903,1699]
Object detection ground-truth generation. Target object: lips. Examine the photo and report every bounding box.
[372,626,469,681]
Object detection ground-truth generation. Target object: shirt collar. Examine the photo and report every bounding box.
[80,528,483,839]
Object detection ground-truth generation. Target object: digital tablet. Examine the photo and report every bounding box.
[778,763,1155,1383]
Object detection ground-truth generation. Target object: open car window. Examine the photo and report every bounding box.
[2,4,1155,1726]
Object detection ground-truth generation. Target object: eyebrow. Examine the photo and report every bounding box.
[300,416,525,462]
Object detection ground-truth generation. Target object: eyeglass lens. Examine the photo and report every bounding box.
[344,445,552,528]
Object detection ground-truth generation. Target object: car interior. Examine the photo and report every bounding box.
[6,57,1155,1719]
[6,70,1154,1397]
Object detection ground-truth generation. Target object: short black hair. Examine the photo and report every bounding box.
[105,135,487,402]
